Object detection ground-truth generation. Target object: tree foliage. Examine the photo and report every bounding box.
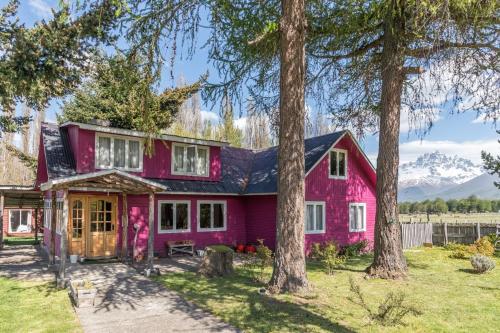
[59,54,204,153]
[0,0,120,135]
[481,130,500,189]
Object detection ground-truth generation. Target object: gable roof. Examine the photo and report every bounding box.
[41,123,77,180]
[40,123,372,195]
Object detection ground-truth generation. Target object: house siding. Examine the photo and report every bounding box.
[245,136,376,252]
[67,126,222,181]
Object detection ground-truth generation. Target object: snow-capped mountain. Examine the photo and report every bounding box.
[397,151,499,201]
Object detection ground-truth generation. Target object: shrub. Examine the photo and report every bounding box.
[341,240,369,257]
[444,242,463,251]
[474,237,495,256]
[312,242,346,275]
[470,254,495,273]
[450,250,469,259]
[244,239,273,283]
[349,277,422,326]
[485,233,499,246]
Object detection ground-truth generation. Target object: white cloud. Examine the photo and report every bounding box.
[28,0,53,18]
[200,110,219,123]
[234,117,247,130]
[472,113,498,124]
[398,139,498,164]
[400,107,442,133]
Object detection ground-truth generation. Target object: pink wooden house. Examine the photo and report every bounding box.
[35,121,376,261]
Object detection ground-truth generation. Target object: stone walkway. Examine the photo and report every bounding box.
[0,244,55,281]
[67,262,239,333]
[0,245,238,332]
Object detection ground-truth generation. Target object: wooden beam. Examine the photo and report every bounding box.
[147,192,155,271]
[34,207,39,242]
[50,191,56,265]
[0,192,4,250]
[121,193,128,261]
[58,189,69,288]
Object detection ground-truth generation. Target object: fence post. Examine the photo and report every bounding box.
[476,223,481,241]
[444,222,448,245]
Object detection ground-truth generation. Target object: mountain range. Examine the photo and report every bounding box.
[398,151,500,201]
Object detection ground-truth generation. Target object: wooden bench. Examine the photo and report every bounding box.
[166,240,195,256]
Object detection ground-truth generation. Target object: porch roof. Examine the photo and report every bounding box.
[40,169,166,193]
[0,185,43,207]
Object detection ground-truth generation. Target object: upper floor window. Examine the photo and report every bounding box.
[305,201,325,234]
[172,143,209,177]
[349,203,366,232]
[95,134,143,171]
[329,148,347,179]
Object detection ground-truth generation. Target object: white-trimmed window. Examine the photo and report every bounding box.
[95,134,143,171]
[172,143,209,177]
[158,200,191,233]
[43,198,63,234]
[197,201,226,231]
[349,203,366,232]
[8,209,32,233]
[329,148,347,179]
[305,202,325,234]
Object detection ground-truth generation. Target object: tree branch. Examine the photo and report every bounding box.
[313,35,383,60]
[406,40,499,58]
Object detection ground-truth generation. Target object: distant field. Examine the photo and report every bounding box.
[400,213,500,224]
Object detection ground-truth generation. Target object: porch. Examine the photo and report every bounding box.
[40,169,167,287]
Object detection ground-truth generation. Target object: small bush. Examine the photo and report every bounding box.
[312,242,346,275]
[341,240,369,257]
[349,277,422,326]
[470,254,495,274]
[485,233,499,246]
[474,237,495,257]
[450,250,469,259]
[444,242,463,251]
[244,239,273,283]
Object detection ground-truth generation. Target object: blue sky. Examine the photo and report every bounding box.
[8,0,499,165]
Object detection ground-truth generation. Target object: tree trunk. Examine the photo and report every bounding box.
[147,192,155,271]
[367,3,408,279]
[268,0,308,293]
[121,193,128,261]
[198,247,234,278]
[58,189,69,288]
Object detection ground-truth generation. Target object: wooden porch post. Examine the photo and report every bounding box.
[34,207,39,242]
[147,192,154,271]
[121,193,128,261]
[0,192,4,250]
[50,191,57,265]
[58,189,69,288]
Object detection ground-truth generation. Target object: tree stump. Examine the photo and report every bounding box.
[198,245,234,277]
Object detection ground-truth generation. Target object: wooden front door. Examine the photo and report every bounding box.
[88,197,117,258]
[69,197,86,256]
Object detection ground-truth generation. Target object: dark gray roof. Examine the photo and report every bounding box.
[41,123,76,179]
[41,122,347,194]
[244,131,346,194]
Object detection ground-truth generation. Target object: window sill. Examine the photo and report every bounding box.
[349,229,366,233]
[171,171,209,178]
[158,229,191,234]
[305,230,326,235]
[197,228,227,232]
[95,166,143,173]
[328,175,347,180]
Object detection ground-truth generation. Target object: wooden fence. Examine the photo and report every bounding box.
[400,222,498,249]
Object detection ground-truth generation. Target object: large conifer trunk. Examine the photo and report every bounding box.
[367,4,408,279]
[268,0,308,293]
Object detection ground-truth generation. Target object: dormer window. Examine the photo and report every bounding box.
[95,134,143,171]
[329,148,347,179]
[172,143,209,177]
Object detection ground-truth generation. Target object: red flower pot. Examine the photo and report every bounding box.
[236,244,245,253]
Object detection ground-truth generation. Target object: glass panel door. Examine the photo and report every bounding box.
[88,197,116,257]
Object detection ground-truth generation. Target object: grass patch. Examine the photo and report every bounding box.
[0,277,80,333]
[3,237,39,246]
[155,248,500,332]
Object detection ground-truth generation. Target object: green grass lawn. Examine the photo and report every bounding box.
[0,277,81,333]
[399,213,500,224]
[3,237,39,246]
[155,248,500,333]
